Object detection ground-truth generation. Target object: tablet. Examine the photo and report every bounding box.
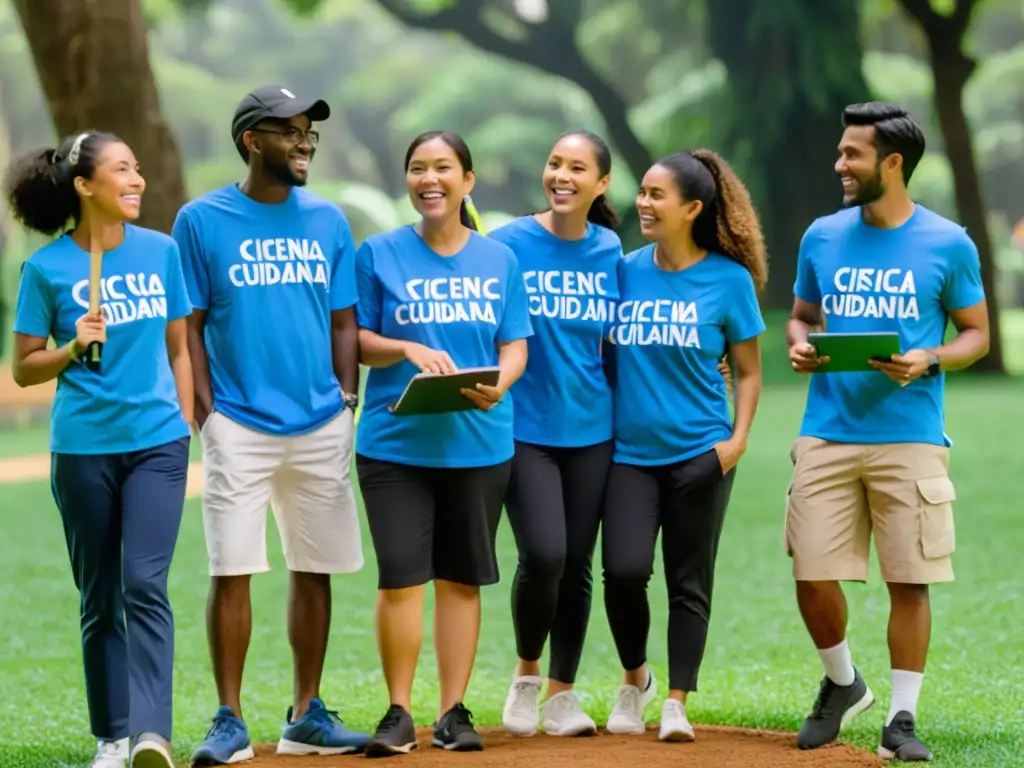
[808,332,901,373]
[389,366,502,416]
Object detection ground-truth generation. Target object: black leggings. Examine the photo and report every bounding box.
[504,439,613,684]
[601,448,735,692]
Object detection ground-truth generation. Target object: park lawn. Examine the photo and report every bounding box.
[0,380,1021,768]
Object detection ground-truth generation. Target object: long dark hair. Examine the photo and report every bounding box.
[553,129,619,230]
[655,149,768,291]
[404,130,479,231]
[3,130,121,237]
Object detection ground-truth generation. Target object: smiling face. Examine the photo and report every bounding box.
[542,134,610,216]
[405,136,475,224]
[635,163,702,242]
[73,141,145,222]
[248,114,318,187]
[835,124,895,207]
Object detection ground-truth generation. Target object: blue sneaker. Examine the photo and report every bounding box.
[190,706,255,766]
[277,697,370,755]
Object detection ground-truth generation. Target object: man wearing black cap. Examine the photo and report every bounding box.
[172,84,368,765]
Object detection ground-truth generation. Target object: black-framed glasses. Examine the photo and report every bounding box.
[251,126,320,147]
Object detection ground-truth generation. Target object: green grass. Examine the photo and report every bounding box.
[0,379,1021,767]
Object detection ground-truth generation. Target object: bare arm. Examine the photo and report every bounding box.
[186,309,214,429]
[929,300,989,371]
[357,328,456,374]
[331,307,360,394]
[725,337,762,451]
[11,333,75,387]
[786,298,830,372]
[166,317,194,426]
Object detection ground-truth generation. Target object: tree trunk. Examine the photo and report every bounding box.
[11,0,187,235]
[895,0,1005,373]
[925,39,1006,373]
[706,0,872,309]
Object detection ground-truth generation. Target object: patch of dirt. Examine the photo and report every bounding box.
[229,727,882,768]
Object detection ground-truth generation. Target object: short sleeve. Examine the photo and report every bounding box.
[941,231,986,311]
[12,261,55,339]
[725,271,767,344]
[354,240,382,332]
[164,241,193,322]
[497,256,534,343]
[171,208,210,311]
[330,214,359,311]
[793,228,822,304]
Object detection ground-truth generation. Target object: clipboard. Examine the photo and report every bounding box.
[389,366,501,416]
[808,332,901,373]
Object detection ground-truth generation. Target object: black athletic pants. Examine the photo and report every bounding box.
[601,447,736,692]
[504,439,613,684]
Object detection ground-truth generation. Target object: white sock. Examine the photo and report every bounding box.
[887,669,923,725]
[818,639,855,686]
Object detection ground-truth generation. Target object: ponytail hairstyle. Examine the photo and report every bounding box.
[556,129,619,230]
[3,130,121,237]
[655,149,768,292]
[404,129,480,232]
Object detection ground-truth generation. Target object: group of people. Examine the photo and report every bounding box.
[3,81,988,768]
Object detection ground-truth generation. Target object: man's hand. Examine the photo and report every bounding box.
[869,349,933,386]
[789,342,829,374]
[461,382,506,411]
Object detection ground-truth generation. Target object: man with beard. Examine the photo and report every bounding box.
[783,101,989,763]
[173,85,368,766]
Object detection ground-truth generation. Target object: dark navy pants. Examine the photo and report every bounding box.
[50,436,189,742]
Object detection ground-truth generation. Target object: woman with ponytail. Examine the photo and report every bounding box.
[4,131,193,768]
[352,130,533,756]
[491,132,734,738]
[599,150,768,743]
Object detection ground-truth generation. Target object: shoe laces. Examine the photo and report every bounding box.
[614,685,641,714]
[890,715,918,737]
[545,691,583,719]
[447,702,475,727]
[310,704,346,728]
[508,681,539,717]
[378,705,406,731]
[809,677,838,719]
[95,740,124,758]
[205,713,243,741]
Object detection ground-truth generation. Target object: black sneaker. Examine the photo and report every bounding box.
[432,703,483,751]
[878,711,933,762]
[797,667,875,749]
[365,704,418,758]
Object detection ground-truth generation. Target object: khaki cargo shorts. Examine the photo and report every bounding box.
[783,436,957,584]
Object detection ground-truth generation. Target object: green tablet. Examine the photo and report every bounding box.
[808,332,902,373]
[389,367,502,416]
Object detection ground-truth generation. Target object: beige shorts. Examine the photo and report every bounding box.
[199,409,364,577]
[783,436,957,585]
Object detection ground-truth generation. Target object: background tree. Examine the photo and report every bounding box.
[9,0,187,234]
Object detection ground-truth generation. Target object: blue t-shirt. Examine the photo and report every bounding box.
[609,244,766,466]
[172,184,358,437]
[794,205,986,446]
[13,225,192,455]
[354,225,534,468]
[488,216,621,448]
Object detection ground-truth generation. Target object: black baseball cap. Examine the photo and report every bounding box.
[231,84,331,154]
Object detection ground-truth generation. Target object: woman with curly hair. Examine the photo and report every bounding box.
[599,149,768,743]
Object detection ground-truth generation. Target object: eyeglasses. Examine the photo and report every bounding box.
[251,126,320,147]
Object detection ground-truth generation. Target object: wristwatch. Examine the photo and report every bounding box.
[922,353,941,378]
[342,391,359,411]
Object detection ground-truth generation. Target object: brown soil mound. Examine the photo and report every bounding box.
[229,726,882,768]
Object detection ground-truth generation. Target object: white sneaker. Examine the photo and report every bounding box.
[502,675,542,737]
[606,670,658,735]
[542,691,597,736]
[130,736,174,768]
[658,699,695,742]
[91,738,128,768]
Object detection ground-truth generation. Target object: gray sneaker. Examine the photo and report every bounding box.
[797,667,875,749]
[878,711,933,762]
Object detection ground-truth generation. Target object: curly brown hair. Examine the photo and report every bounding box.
[656,149,769,292]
